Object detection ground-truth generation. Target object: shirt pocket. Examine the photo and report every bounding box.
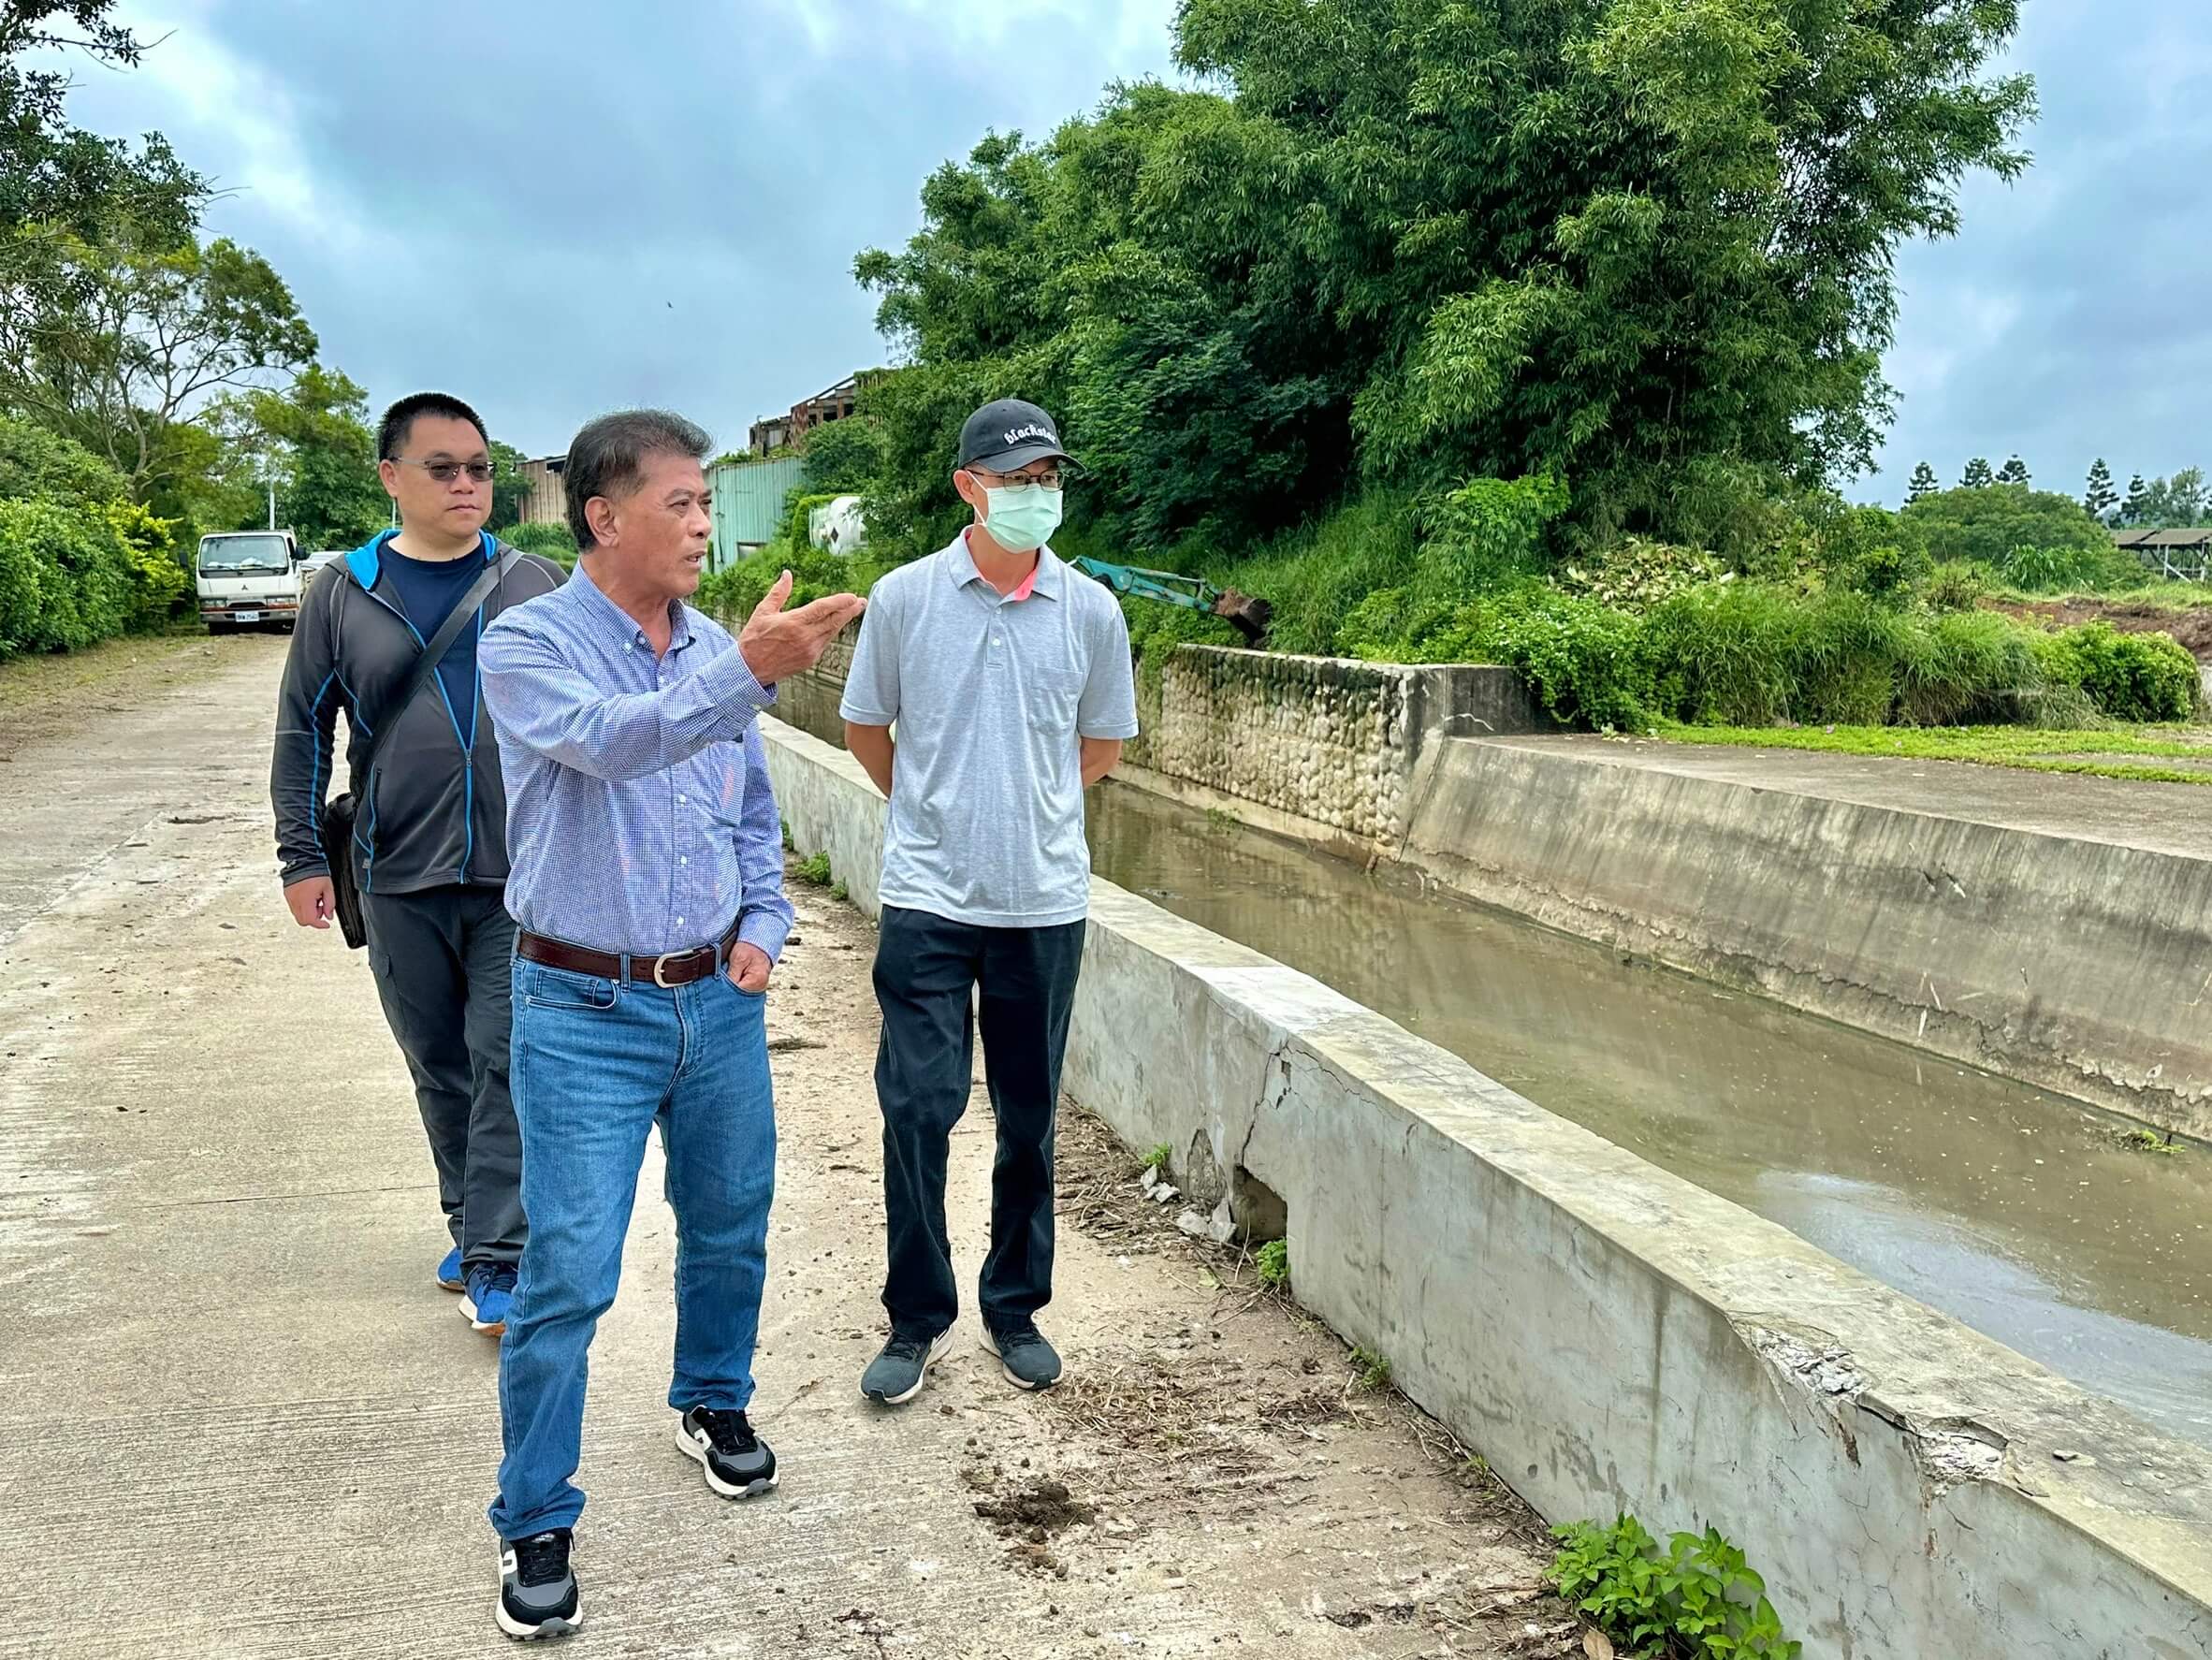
[1028,668,1085,733]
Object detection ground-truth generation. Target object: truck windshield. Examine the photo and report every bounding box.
[198,534,291,574]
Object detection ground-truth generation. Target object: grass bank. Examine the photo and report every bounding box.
[1661,721,2212,785]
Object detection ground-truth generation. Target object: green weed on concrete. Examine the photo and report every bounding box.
[1551,1515,1801,1659]
[1349,1345,1392,1392]
[1255,1239,1289,1290]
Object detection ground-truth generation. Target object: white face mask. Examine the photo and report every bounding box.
[982,486,1063,552]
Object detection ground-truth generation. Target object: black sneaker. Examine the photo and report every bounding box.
[674,1406,779,1499]
[982,1323,1063,1391]
[861,1328,953,1405]
[496,1528,579,1641]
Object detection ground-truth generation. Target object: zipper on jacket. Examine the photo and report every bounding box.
[355,577,480,887]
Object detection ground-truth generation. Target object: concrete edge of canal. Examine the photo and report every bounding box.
[1401,735,2212,1143]
[759,715,2212,1660]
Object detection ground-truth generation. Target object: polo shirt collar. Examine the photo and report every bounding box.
[943,530,1064,602]
[572,558,694,650]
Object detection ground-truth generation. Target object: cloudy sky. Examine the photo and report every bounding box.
[38,0,2212,505]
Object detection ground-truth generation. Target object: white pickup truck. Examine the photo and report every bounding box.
[196,530,304,633]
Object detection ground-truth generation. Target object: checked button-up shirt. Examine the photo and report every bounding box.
[479,561,793,963]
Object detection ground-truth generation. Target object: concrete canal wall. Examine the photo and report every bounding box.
[1124,646,1556,856]
[1401,735,2212,1142]
[760,717,2212,1660]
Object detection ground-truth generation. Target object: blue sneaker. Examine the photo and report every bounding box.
[437,1246,464,1292]
[982,1324,1063,1391]
[461,1263,518,1335]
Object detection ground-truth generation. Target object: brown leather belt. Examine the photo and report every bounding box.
[517,921,739,988]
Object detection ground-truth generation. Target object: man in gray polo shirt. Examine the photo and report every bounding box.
[841,399,1138,1405]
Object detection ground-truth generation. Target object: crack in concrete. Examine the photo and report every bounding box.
[1740,1321,2020,1503]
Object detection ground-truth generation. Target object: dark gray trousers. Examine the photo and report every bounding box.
[872,905,1085,1341]
[362,883,526,1270]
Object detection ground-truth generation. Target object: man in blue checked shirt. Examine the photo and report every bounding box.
[475,408,863,1641]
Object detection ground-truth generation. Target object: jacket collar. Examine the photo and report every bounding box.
[345,528,496,591]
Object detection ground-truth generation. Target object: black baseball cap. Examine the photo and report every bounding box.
[957,399,1073,473]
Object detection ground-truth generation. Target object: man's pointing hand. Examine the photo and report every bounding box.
[738,571,866,687]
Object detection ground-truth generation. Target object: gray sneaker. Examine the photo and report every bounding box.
[861,1328,953,1405]
[496,1527,580,1641]
[674,1406,779,1499]
[982,1324,1063,1391]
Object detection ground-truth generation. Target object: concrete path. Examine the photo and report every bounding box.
[0,640,1564,1659]
[1490,733,2212,860]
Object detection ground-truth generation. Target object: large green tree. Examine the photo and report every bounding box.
[488,439,531,530]
[857,0,2033,561]
[0,3,204,253]
[237,364,385,549]
[0,230,316,497]
[2084,458,2117,523]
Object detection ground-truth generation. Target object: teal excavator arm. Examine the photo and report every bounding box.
[1069,557,1272,646]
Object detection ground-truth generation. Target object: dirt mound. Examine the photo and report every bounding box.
[973,1478,1098,1536]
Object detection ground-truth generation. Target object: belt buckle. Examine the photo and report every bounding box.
[650,951,685,989]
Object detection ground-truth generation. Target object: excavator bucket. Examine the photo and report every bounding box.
[1213,588,1273,647]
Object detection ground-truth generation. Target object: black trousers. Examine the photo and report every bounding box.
[361,883,526,1270]
[872,905,1085,1340]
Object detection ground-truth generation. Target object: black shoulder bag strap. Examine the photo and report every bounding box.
[325,546,523,948]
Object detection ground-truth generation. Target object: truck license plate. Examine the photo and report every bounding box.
[234,610,261,623]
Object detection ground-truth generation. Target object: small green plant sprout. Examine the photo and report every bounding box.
[1142,1143,1172,1176]
[779,817,794,851]
[1350,1345,1392,1392]
[2111,1126,2176,1156]
[1203,806,1238,833]
[1550,1515,1801,1659]
[1256,1238,1290,1289]
[830,880,850,904]
[795,851,832,886]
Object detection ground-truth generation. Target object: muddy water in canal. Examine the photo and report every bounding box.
[1084,780,2212,1449]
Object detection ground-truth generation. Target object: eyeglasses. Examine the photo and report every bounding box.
[394,458,493,485]
[969,468,1064,492]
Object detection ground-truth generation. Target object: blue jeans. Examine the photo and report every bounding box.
[489,957,776,1540]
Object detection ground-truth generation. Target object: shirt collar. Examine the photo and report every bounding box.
[945,529,1063,602]
[572,558,694,650]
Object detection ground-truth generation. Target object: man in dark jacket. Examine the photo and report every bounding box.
[270,392,565,1337]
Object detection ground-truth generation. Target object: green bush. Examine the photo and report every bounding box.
[504,520,578,565]
[1995,541,2145,593]
[1902,483,2115,569]
[695,538,886,632]
[1922,561,1987,613]
[0,416,130,506]
[1639,584,1907,727]
[1557,537,1731,609]
[1891,607,2050,725]
[103,501,190,628]
[1440,585,1654,732]
[1551,1515,1800,1659]
[798,415,888,495]
[0,498,136,657]
[1803,501,1931,602]
[2040,622,2199,722]
[781,491,848,554]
